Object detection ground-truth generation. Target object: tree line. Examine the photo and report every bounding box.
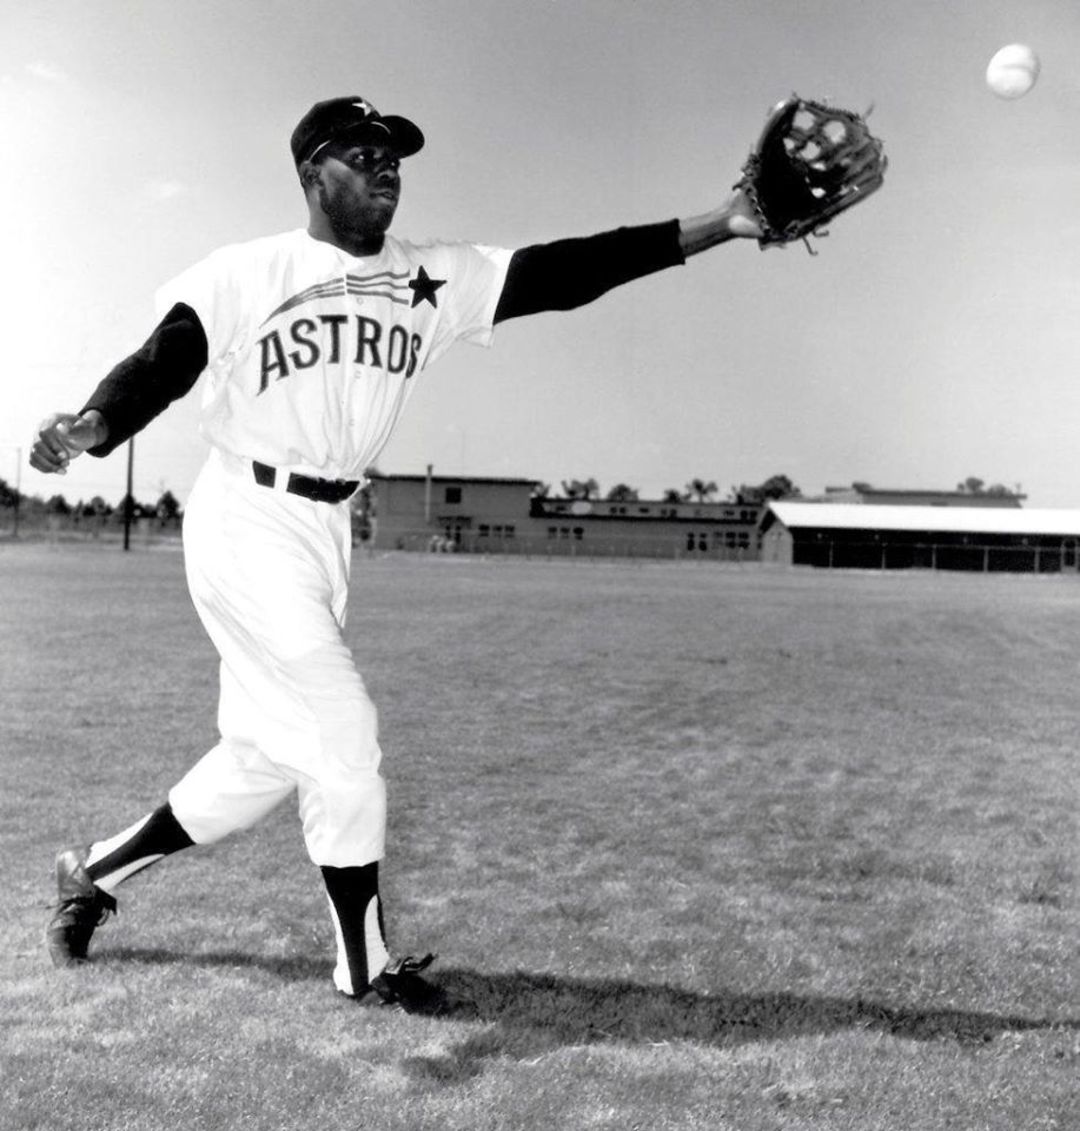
[543,473,802,505]
[544,474,1022,505]
[0,474,806,513]
[3,472,1020,521]
[0,479,182,521]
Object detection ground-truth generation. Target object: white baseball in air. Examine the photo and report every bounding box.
[985,44,1040,100]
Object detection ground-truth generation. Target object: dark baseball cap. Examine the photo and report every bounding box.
[290,96,425,166]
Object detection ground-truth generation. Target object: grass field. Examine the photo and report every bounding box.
[2,543,1079,1130]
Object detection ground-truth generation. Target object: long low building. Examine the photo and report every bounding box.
[359,473,764,558]
[760,502,1080,573]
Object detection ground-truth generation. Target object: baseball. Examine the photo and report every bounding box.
[986,43,1040,100]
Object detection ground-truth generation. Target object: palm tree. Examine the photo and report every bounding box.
[605,483,639,503]
[685,478,719,503]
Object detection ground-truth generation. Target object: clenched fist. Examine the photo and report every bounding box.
[29,410,109,475]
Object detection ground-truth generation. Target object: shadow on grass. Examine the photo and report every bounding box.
[104,946,1075,1078]
[104,945,327,984]
[410,968,1080,1085]
[445,966,1068,1045]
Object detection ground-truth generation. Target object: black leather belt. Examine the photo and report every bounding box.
[252,461,360,504]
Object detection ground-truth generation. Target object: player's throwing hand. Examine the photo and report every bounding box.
[30,411,108,475]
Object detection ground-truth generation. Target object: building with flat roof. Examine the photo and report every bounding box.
[760,501,1080,572]
[359,472,765,559]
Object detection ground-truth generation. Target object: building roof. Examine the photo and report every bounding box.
[820,486,1024,507]
[765,502,1080,537]
[369,473,541,487]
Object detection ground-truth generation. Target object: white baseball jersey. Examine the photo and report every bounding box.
[155,229,513,480]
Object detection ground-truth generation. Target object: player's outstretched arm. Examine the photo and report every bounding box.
[493,197,761,325]
[678,188,764,257]
[30,411,109,475]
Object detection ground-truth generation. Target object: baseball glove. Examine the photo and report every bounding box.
[736,95,886,251]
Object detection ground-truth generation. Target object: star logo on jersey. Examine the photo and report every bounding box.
[408,265,446,309]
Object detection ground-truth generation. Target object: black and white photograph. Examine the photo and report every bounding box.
[3,2,1080,1127]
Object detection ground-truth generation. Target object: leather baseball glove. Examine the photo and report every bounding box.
[736,95,887,251]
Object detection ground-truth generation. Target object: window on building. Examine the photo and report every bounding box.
[687,531,709,552]
[573,527,584,541]
[444,486,462,504]
[478,524,490,537]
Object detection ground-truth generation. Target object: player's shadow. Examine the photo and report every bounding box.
[410,967,1077,1083]
[105,947,1075,1080]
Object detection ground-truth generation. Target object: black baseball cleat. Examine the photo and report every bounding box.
[362,953,452,1015]
[46,846,117,967]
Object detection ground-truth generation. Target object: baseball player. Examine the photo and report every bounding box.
[30,94,871,1012]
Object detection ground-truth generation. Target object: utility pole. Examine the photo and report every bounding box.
[13,446,21,539]
[123,438,135,551]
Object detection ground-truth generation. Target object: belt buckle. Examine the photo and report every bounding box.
[252,461,292,496]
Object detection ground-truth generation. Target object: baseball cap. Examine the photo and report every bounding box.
[290,96,425,166]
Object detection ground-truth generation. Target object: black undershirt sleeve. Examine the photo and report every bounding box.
[493,219,685,324]
[81,302,209,457]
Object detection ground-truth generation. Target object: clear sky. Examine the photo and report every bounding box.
[4,0,1080,508]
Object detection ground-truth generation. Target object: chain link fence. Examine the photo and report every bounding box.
[367,528,758,562]
[0,510,183,546]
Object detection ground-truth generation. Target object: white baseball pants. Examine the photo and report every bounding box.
[169,448,386,868]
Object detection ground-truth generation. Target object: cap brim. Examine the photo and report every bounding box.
[381,115,425,157]
[337,115,425,158]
